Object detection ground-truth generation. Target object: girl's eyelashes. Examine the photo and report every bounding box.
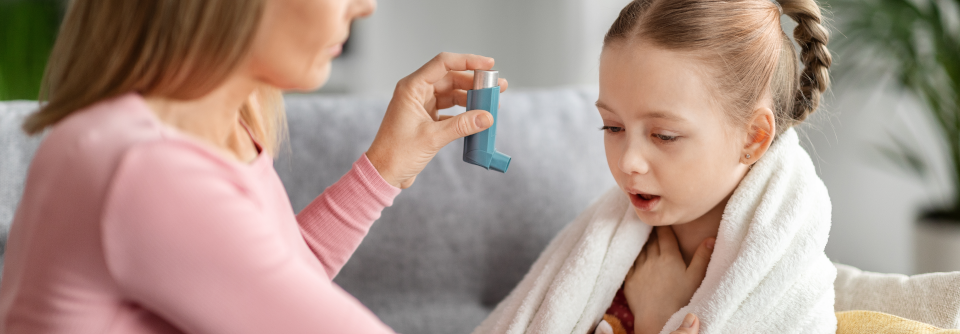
[600,126,679,143]
[653,133,679,142]
[600,125,624,133]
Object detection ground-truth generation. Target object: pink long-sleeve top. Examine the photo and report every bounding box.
[0,93,401,333]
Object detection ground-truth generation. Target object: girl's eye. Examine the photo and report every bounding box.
[654,133,679,142]
[600,126,623,133]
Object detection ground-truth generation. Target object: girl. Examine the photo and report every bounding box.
[0,0,506,333]
[473,0,834,333]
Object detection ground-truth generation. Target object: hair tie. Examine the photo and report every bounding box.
[770,0,783,14]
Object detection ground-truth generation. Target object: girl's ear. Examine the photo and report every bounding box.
[741,107,775,165]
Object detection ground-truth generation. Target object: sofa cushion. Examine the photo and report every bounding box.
[836,310,960,334]
[835,263,960,329]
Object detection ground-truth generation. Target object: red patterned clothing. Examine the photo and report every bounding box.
[604,285,635,334]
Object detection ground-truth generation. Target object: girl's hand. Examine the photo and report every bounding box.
[670,313,701,334]
[624,226,714,334]
[366,52,509,189]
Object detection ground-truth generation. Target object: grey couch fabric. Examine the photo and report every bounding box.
[0,101,45,271]
[278,88,615,333]
[0,88,615,333]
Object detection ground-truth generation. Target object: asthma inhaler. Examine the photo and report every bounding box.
[463,70,511,173]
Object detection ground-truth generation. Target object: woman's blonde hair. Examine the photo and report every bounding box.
[604,0,831,136]
[23,0,287,155]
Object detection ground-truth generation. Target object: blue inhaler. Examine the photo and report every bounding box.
[463,70,511,173]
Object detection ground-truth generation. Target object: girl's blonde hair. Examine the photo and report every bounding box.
[604,0,831,135]
[23,0,287,155]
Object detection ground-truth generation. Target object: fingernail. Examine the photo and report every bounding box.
[475,114,490,128]
[706,238,715,250]
[681,313,695,328]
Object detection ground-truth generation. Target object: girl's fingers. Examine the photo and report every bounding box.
[657,226,682,257]
[670,314,700,334]
[686,238,715,280]
[646,230,660,257]
[635,248,648,268]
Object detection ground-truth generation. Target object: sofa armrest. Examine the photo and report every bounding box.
[835,263,960,329]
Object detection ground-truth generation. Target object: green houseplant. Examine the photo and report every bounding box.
[0,0,62,101]
[836,0,960,272]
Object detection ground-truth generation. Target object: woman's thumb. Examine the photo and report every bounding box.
[436,109,493,145]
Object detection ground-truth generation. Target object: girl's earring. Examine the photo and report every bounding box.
[745,153,751,159]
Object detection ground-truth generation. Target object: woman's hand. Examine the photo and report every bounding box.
[624,226,714,334]
[366,52,509,189]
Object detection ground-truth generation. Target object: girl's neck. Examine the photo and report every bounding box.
[671,194,730,265]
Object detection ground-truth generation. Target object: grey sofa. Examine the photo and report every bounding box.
[2,88,960,333]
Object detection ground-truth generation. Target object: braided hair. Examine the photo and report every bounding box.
[781,0,832,124]
[604,0,831,136]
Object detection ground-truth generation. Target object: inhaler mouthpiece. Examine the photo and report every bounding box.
[462,70,511,173]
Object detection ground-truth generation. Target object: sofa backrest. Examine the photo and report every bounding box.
[0,101,45,269]
[276,88,616,332]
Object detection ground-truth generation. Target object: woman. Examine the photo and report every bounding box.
[0,0,504,333]
[0,0,704,333]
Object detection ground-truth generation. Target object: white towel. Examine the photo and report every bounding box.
[472,128,836,334]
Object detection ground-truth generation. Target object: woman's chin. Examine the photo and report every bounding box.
[274,64,332,92]
[298,69,332,91]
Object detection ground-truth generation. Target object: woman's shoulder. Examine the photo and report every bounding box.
[31,93,248,196]
[39,93,164,168]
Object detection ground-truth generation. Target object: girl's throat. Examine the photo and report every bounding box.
[670,195,728,265]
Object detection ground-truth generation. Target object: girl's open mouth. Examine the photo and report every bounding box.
[630,193,661,211]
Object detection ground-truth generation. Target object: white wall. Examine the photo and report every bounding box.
[322,0,632,95]
[805,73,951,275]
[322,0,947,275]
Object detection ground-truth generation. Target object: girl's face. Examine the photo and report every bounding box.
[247,0,376,91]
[597,43,751,226]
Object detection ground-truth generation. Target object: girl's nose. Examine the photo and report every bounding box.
[618,141,650,175]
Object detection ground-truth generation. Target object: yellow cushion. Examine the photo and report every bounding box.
[837,310,960,334]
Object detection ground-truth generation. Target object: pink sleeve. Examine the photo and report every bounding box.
[296,154,401,278]
[102,144,396,334]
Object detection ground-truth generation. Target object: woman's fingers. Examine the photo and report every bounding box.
[657,226,681,257]
[435,90,469,110]
[686,237,716,280]
[670,314,700,334]
[433,71,475,94]
[433,69,509,94]
[411,52,494,85]
[430,109,493,148]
